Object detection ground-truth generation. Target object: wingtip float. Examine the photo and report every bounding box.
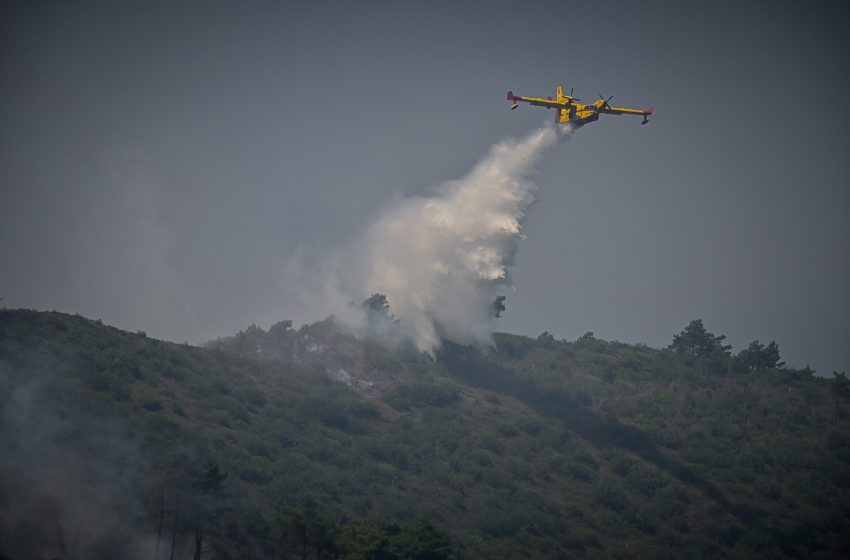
[507,85,653,128]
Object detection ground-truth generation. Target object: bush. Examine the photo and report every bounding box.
[478,434,505,456]
[592,479,629,512]
[496,335,531,359]
[142,398,163,411]
[480,510,523,537]
[84,371,110,392]
[384,381,461,410]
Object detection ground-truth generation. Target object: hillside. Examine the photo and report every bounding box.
[1,309,849,559]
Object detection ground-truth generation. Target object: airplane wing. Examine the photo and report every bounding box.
[507,91,568,109]
[597,104,654,124]
[598,105,645,116]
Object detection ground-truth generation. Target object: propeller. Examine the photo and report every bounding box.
[567,87,581,102]
[598,94,614,109]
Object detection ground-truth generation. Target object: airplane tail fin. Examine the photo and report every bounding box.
[555,85,564,99]
[507,91,519,110]
[641,107,654,125]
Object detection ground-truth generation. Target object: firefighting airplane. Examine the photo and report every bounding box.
[507,85,653,127]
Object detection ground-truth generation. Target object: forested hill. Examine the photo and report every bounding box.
[1,309,849,559]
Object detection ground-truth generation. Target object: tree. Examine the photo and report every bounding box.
[286,498,315,560]
[335,520,454,560]
[736,340,785,372]
[155,468,166,560]
[537,331,555,343]
[537,331,556,349]
[336,521,391,560]
[832,371,850,398]
[191,463,228,560]
[284,498,339,560]
[267,320,294,342]
[388,520,454,560]
[362,294,393,322]
[490,296,506,318]
[359,294,402,343]
[761,340,785,370]
[668,319,732,358]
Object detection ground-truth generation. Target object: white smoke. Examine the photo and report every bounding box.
[288,123,570,353]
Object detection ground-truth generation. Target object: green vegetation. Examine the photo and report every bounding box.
[1,310,848,559]
[668,319,732,358]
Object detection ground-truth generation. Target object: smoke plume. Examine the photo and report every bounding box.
[0,365,158,560]
[289,124,570,353]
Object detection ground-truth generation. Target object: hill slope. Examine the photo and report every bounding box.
[1,309,849,559]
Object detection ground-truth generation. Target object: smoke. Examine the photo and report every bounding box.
[288,123,570,353]
[0,364,158,560]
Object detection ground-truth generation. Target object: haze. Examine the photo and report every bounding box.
[2,0,848,374]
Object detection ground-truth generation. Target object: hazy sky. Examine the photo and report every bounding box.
[2,0,848,374]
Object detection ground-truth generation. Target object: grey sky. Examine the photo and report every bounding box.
[2,1,848,374]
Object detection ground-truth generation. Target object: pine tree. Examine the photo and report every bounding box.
[669,319,732,358]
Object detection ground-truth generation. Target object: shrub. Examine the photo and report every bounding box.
[142,398,163,411]
[384,381,461,410]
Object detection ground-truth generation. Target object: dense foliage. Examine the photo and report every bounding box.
[1,309,848,559]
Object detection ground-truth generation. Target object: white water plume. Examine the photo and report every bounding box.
[291,123,571,353]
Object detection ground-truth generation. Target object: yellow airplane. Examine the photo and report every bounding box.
[507,85,653,127]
